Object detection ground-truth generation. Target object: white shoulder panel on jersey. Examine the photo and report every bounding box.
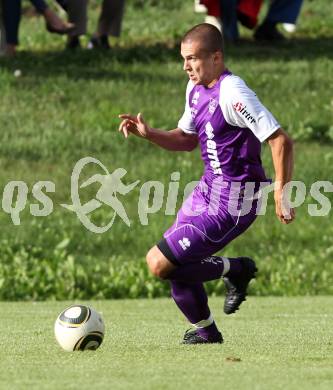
[177,80,197,134]
[219,75,280,142]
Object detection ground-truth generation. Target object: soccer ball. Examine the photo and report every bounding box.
[54,305,105,351]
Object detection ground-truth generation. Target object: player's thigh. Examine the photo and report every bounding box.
[161,208,257,264]
[146,245,177,278]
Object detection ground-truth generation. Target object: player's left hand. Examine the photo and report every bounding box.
[274,190,295,224]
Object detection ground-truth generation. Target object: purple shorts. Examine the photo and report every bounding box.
[161,181,259,264]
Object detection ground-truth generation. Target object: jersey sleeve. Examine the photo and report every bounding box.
[177,81,197,134]
[220,75,280,142]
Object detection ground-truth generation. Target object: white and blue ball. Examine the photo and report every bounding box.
[54,305,105,352]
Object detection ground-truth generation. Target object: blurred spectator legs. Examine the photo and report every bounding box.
[66,0,88,48]
[237,0,263,29]
[201,0,263,41]
[29,0,74,35]
[0,0,6,55]
[266,0,303,24]
[2,0,20,56]
[89,0,126,49]
[65,0,126,50]
[220,0,239,41]
[40,4,74,34]
[198,0,303,42]
[255,0,304,41]
[97,0,125,38]
[2,0,74,55]
[195,0,221,31]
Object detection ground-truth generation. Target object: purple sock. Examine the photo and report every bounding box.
[227,257,244,275]
[168,256,244,283]
[171,280,220,340]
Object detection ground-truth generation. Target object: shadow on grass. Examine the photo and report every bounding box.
[0,36,332,81]
[227,36,333,61]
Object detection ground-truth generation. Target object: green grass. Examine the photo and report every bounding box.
[0,1,332,298]
[0,297,332,389]
[0,3,332,389]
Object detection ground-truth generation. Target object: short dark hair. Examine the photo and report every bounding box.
[182,23,224,54]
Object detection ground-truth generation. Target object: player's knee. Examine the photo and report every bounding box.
[146,248,169,279]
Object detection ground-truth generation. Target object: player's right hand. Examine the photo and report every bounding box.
[274,189,296,224]
[118,113,150,139]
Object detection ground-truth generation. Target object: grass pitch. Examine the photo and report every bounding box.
[0,297,332,390]
[0,3,332,389]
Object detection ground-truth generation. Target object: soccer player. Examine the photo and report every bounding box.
[118,23,295,344]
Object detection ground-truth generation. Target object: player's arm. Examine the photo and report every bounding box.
[221,76,295,224]
[118,113,198,152]
[147,127,198,152]
[266,128,295,224]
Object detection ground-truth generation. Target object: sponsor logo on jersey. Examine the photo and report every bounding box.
[208,98,218,114]
[178,237,191,250]
[192,91,200,105]
[205,122,222,175]
[233,102,256,124]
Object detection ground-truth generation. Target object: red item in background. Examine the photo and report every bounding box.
[200,0,263,29]
[200,0,220,18]
[238,0,263,29]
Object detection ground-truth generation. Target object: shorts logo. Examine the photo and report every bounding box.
[233,102,256,124]
[208,98,218,114]
[192,91,200,105]
[178,237,191,250]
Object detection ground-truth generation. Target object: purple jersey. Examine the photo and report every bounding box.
[178,70,280,186]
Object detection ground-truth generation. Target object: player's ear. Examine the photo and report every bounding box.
[213,50,222,64]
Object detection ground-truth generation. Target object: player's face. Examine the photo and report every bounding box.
[181,40,220,87]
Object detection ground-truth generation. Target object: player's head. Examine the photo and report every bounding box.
[181,23,225,87]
